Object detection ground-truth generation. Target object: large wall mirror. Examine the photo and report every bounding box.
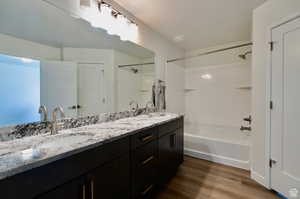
[0,0,155,127]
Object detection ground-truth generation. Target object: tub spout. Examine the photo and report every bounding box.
[240,126,251,131]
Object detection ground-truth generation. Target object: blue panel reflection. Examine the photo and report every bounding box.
[0,54,40,126]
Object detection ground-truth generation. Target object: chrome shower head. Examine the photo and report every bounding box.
[238,51,252,60]
[239,54,247,60]
[130,68,138,74]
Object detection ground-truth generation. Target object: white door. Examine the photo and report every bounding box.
[78,64,105,116]
[271,17,300,198]
[40,61,78,118]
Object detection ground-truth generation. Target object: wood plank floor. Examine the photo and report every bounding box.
[154,156,280,199]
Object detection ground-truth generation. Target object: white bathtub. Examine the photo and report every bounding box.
[184,125,251,170]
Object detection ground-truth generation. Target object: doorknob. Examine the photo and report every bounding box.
[68,105,77,110]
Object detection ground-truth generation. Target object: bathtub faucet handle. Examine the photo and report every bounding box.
[243,115,252,125]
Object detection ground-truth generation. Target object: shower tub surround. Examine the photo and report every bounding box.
[0,112,181,180]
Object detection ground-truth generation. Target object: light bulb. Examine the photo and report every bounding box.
[201,74,212,80]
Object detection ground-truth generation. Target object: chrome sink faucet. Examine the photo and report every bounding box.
[129,101,139,116]
[145,101,154,114]
[38,105,48,122]
[51,106,65,135]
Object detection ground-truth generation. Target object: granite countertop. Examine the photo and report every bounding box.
[0,113,181,181]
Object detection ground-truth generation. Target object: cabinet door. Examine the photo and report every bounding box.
[158,128,184,185]
[87,155,130,199]
[158,132,177,184]
[36,177,85,199]
[175,128,184,166]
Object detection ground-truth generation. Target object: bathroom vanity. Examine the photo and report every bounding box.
[0,114,184,199]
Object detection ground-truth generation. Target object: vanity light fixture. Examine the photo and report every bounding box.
[94,0,138,42]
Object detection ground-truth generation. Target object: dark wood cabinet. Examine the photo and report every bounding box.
[175,127,184,165]
[158,132,177,185]
[158,118,184,185]
[1,117,184,199]
[36,177,85,199]
[37,155,130,199]
[87,155,130,199]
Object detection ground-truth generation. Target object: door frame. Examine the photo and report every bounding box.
[265,12,300,189]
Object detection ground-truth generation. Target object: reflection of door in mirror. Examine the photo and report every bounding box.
[78,64,106,117]
[40,61,78,119]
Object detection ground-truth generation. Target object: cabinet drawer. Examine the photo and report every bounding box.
[131,127,158,149]
[132,141,158,169]
[132,164,156,199]
[158,119,179,137]
[137,181,156,199]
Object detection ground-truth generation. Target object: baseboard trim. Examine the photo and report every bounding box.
[184,148,250,170]
[251,170,268,188]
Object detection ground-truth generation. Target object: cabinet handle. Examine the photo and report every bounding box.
[140,134,153,142]
[141,184,154,196]
[171,134,176,148]
[90,180,94,199]
[142,156,155,166]
[82,184,86,199]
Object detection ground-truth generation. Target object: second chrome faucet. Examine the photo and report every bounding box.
[51,106,65,135]
[38,105,66,135]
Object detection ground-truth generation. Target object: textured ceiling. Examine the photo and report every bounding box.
[114,0,267,50]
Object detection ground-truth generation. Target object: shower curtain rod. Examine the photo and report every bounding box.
[167,42,253,63]
[118,62,155,68]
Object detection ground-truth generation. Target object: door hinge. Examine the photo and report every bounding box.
[270,101,273,110]
[269,41,274,51]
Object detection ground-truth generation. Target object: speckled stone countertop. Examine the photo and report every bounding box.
[0,113,181,181]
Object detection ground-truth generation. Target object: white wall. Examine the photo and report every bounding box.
[166,62,185,114]
[0,33,60,60]
[184,42,252,132]
[46,0,185,114]
[252,0,300,187]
